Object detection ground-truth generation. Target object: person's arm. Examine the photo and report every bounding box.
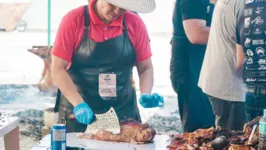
[235,0,246,70]
[210,0,217,4]
[50,12,85,107]
[130,15,163,108]
[51,11,93,125]
[51,56,84,107]
[136,58,154,94]
[183,19,210,44]
[180,0,210,44]
[130,14,154,95]
[237,44,245,70]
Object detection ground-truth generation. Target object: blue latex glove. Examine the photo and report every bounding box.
[139,93,164,108]
[73,102,94,124]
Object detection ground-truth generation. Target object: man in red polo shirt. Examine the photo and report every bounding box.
[51,0,164,132]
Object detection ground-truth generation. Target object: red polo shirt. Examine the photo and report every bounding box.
[51,0,152,64]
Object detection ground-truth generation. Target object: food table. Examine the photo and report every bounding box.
[31,133,171,150]
[0,115,20,150]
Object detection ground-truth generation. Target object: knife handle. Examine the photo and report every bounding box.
[68,114,96,122]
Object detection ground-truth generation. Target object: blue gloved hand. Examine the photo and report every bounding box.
[139,93,164,108]
[73,102,94,124]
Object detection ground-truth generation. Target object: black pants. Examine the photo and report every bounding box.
[170,38,214,132]
[174,81,215,132]
[208,95,246,131]
[245,85,266,122]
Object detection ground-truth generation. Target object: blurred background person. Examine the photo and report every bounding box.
[199,0,246,130]
[170,0,215,132]
[236,0,266,121]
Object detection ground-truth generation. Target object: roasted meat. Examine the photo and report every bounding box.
[77,120,156,144]
[167,117,262,150]
[167,127,246,150]
[243,116,261,135]
[167,127,216,150]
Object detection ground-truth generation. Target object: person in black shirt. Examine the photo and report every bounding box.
[170,0,215,132]
[236,1,266,121]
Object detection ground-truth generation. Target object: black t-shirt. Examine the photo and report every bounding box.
[172,0,211,37]
[236,1,266,85]
[170,0,214,84]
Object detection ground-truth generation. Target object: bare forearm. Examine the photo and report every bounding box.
[139,68,154,94]
[183,20,210,45]
[52,69,84,107]
[194,27,210,44]
[237,44,245,70]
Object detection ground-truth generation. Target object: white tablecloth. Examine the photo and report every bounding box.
[32,132,171,150]
[0,116,19,137]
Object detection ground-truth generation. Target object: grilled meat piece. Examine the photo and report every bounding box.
[77,120,156,144]
[243,116,261,135]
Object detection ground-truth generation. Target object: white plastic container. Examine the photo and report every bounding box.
[44,107,58,128]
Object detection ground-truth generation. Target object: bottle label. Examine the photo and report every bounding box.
[52,129,66,141]
[259,122,266,133]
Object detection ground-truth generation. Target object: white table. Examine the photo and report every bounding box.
[0,116,20,150]
[32,133,171,150]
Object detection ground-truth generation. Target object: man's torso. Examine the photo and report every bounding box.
[199,0,246,102]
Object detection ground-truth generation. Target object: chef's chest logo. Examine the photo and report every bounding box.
[247,58,253,64]
[256,47,265,57]
[244,38,265,47]
[245,47,265,57]
[251,16,264,26]
[243,16,265,29]
[258,59,266,65]
[245,38,252,47]
[245,17,251,28]
[253,28,263,35]
[243,6,264,17]
[244,8,253,16]
[104,75,111,81]
[255,6,264,14]
[247,49,254,56]
[252,39,265,45]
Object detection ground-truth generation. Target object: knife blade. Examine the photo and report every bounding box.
[85,107,121,134]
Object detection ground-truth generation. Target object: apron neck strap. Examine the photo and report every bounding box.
[84,5,90,39]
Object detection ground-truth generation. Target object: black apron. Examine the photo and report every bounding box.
[54,6,141,133]
[170,0,215,132]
